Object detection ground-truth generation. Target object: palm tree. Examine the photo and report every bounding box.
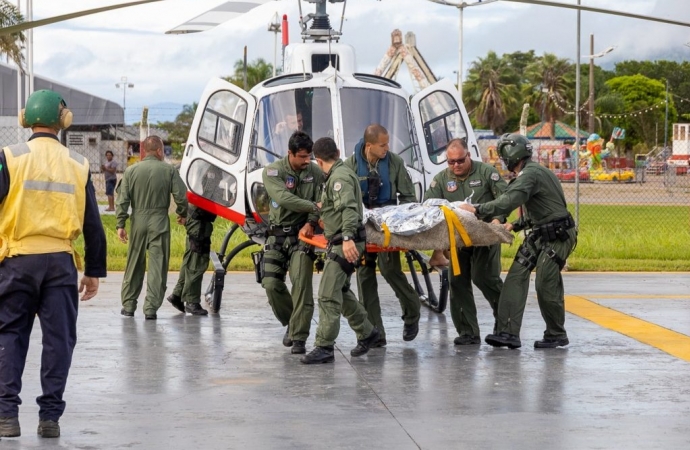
[224,58,275,90]
[462,51,519,135]
[0,0,25,70]
[523,53,575,139]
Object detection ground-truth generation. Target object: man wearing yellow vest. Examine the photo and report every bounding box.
[0,90,107,439]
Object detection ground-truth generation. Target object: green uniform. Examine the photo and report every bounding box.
[424,161,508,337]
[261,157,324,342]
[314,160,374,347]
[116,155,188,316]
[475,160,577,339]
[345,151,421,340]
[172,205,216,304]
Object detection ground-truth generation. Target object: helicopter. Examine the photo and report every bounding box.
[177,0,481,313]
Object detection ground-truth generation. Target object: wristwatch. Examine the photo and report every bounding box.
[342,235,352,241]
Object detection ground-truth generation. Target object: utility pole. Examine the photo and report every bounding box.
[588,34,595,134]
[664,79,669,151]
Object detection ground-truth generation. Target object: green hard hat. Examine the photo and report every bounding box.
[23,90,67,128]
[498,133,533,171]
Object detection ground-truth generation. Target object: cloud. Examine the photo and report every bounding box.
[21,0,690,114]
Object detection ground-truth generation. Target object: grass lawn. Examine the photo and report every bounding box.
[80,204,690,272]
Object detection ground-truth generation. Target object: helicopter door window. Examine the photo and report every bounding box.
[418,91,468,165]
[341,88,422,172]
[250,87,333,170]
[197,90,248,165]
[186,159,237,208]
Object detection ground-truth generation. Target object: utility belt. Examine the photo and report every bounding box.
[363,200,396,209]
[254,222,315,284]
[515,214,575,272]
[324,223,366,277]
[529,214,575,243]
[328,224,367,246]
[264,222,305,251]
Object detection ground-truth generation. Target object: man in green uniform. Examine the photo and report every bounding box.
[116,135,188,320]
[167,204,217,316]
[424,138,507,345]
[345,124,421,347]
[458,134,577,349]
[261,131,323,354]
[301,137,379,364]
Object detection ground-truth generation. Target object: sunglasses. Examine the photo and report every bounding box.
[447,156,468,166]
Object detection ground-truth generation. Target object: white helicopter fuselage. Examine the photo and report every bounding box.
[179,41,479,237]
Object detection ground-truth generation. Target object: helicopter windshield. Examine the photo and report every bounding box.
[250,87,334,170]
[340,88,421,171]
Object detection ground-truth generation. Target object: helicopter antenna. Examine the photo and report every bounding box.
[338,0,347,35]
[297,0,305,41]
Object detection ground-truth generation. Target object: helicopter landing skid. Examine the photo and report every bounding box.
[204,224,261,313]
[404,250,449,314]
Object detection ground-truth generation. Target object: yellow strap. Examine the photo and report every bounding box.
[440,205,473,276]
[382,222,391,248]
[0,233,8,265]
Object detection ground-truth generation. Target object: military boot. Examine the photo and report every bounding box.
[351,327,380,357]
[0,416,20,437]
[291,340,306,354]
[454,335,481,345]
[403,319,419,342]
[485,332,521,349]
[283,327,293,347]
[534,337,569,348]
[167,294,185,313]
[185,303,208,316]
[37,419,60,438]
[300,346,335,364]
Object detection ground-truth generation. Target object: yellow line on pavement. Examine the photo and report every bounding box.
[580,295,690,299]
[565,295,690,362]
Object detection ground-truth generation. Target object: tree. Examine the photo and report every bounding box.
[223,58,275,90]
[603,74,677,150]
[156,103,198,158]
[462,51,519,135]
[0,0,25,70]
[523,53,575,139]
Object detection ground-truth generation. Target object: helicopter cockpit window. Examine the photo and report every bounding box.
[249,87,334,170]
[418,91,468,165]
[197,90,247,165]
[341,88,422,172]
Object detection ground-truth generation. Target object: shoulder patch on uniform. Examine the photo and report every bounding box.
[267,168,279,177]
[333,181,342,192]
[430,180,437,188]
[491,172,500,181]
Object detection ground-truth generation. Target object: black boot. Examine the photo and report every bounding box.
[372,338,387,348]
[0,416,20,437]
[120,308,134,317]
[291,340,306,354]
[185,302,208,316]
[454,335,481,345]
[534,337,569,348]
[300,346,334,364]
[37,419,60,438]
[403,319,419,342]
[485,332,522,349]
[351,328,380,357]
[167,294,185,313]
[283,327,293,347]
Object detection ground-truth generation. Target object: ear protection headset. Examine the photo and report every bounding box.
[18,89,73,130]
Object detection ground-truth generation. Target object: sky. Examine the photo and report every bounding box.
[16,0,690,123]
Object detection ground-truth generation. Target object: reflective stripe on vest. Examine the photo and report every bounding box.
[0,139,89,259]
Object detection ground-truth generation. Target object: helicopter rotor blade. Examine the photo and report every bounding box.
[0,0,165,36]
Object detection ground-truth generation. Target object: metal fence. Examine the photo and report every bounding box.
[1,126,129,203]
[2,124,688,243]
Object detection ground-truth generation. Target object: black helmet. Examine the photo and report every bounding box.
[497,133,533,171]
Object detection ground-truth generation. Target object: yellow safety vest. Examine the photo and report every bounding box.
[0,137,89,263]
